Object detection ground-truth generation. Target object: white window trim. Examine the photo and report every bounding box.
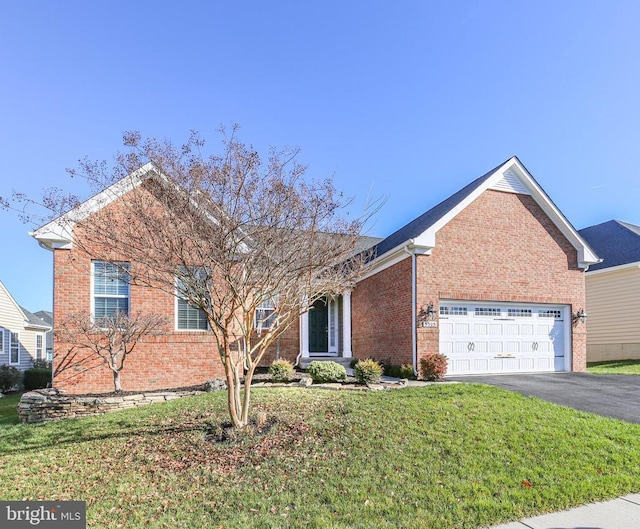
[174,272,209,331]
[9,331,19,365]
[35,333,44,360]
[91,260,131,321]
[174,295,210,331]
[254,295,278,333]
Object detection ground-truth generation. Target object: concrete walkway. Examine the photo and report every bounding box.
[485,493,640,528]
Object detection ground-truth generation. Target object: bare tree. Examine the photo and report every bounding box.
[55,312,169,392]
[3,128,375,427]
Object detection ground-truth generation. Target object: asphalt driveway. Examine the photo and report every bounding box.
[449,372,640,424]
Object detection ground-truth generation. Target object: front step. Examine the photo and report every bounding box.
[299,356,353,369]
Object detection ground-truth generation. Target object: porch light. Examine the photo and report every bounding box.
[423,302,436,320]
[572,308,587,324]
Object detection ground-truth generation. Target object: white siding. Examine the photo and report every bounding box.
[0,283,40,370]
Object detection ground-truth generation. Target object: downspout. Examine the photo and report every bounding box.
[403,244,418,376]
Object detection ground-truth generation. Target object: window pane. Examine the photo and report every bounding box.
[94,262,130,295]
[93,261,130,319]
[177,298,208,330]
[176,266,209,330]
[10,332,19,364]
[255,295,277,329]
[94,297,129,319]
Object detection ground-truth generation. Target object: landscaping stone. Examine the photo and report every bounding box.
[18,376,412,424]
[205,378,227,392]
[18,388,205,424]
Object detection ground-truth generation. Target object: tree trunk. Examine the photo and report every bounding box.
[113,369,122,392]
[240,365,255,425]
[223,351,243,428]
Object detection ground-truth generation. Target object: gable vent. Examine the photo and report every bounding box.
[490,168,531,195]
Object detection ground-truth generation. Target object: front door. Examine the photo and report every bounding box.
[309,298,329,353]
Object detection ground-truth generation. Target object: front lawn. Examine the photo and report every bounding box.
[587,360,640,375]
[2,385,640,528]
[0,392,22,426]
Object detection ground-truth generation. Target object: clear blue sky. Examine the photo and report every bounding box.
[2,1,639,312]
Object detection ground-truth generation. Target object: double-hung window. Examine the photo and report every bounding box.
[176,267,209,330]
[255,295,277,332]
[35,334,44,360]
[9,332,19,365]
[93,261,130,322]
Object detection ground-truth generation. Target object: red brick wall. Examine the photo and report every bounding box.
[352,190,587,372]
[351,257,413,365]
[52,185,304,395]
[52,247,224,393]
[52,245,303,394]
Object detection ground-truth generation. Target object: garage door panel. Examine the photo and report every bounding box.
[441,322,454,336]
[520,324,534,335]
[506,341,520,353]
[506,324,519,335]
[474,323,488,335]
[519,358,535,370]
[440,302,568,375]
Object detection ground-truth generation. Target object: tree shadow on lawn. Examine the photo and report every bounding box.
[0,408,285,457]
[0,417,209,455]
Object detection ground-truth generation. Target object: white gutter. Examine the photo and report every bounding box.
[403,244,418,376]
[585,261,640,276]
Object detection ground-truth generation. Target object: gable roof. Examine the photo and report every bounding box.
[34,310,53,326]
[31,162,157,250]
[20,306,52,331]
[371,161,501,257]
[367,156,599,270]
[578,220,640,272]
[0,281,52,331]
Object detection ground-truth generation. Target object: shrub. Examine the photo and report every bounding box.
[23,367,52,390]
[349,358,359,369]
[382,363,416,379]
[419,353,448,381]
[269,359,294,383]
[383,363,401,377]
[354,358,383,385]
[32,359,52,369]
[307,361,346,383]
[399,363,416,379]
[0,365,22,392]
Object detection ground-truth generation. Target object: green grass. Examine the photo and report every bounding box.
[587,360,640,375]
[0,392,22,426]
[2,385,640,528]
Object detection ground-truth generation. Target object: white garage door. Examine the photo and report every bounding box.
[439,301,569,375]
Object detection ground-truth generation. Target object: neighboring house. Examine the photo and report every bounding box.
[34,310,54,361]
[0,281,52,371]
[578,220,640,362]
[32,156,599,394]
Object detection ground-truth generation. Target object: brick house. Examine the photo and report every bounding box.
[32,156,599,393]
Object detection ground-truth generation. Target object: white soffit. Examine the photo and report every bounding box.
[31,162,156,249]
